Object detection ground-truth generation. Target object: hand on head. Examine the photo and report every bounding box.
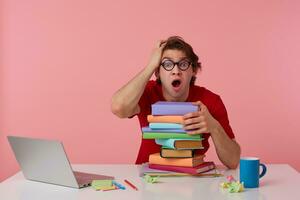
[147,40,167,71]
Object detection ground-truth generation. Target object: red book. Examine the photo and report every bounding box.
[148,162,215,175]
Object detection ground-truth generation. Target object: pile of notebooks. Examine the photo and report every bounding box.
[142,101,215,175]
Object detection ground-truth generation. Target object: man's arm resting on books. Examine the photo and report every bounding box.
[183,101,241,169]
[209,123,241,169]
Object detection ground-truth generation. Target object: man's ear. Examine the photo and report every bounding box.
[192,67,199,76]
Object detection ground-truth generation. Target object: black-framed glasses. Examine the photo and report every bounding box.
[160,59,191,71]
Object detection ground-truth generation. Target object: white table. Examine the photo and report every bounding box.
[0,164,299,200]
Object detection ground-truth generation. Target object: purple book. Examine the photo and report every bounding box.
[151,101,198,116]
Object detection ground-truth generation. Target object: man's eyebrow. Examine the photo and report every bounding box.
[161,56,172,60]
[161,56,188,60]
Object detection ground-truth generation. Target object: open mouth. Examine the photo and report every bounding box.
[172,79,181,88]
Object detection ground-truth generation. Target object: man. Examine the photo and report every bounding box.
[111,36,240,169]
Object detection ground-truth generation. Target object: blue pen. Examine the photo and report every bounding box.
[112,181,126,190]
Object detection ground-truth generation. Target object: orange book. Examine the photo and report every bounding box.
[147,115,183,124]
[149,153,205,167]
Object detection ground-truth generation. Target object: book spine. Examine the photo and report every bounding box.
[149,164,197,174]
[143,132,201,139]
[149,153,204,167]
[151,104,198,115]
[147,115,184,124]
[142,127,187,133]
[149,123,183,129]
[149,163,215,175]
[160,149,194,158]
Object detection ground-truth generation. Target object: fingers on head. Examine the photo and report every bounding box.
[157,40,166,48]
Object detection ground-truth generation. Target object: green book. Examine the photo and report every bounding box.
[142,132,202,139]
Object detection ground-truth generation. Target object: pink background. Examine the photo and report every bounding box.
[1,0,300,182]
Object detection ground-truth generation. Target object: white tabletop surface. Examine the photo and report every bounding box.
[0,164,299,200]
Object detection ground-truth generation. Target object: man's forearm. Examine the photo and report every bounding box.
[111,66,155,118]
[210,122,241,169]
[111,40,166,118]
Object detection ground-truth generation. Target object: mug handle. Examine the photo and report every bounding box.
[259,163,267,178]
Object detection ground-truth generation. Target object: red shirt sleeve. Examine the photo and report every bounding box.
[210,95,235,139]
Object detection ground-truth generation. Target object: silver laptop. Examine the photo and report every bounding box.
[7,136,114,188]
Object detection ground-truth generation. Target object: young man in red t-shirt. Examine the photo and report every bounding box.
[111,36,240,169]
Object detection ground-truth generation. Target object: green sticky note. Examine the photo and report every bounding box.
[144,174,160,183]
[91,180,113,190]
[228,182,244,193]
[221,181,244,193]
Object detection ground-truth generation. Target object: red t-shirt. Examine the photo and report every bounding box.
[135,80,235,164]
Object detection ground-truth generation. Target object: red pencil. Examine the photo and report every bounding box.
[124,179,138,191]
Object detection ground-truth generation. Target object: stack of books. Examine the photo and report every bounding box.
[142,101,215,175]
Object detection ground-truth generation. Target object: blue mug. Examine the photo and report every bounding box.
[239,157,267,188]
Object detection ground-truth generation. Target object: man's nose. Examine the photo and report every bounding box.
[172,64,182,75]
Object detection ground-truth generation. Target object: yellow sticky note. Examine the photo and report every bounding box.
[92,180,113,190]
[102,185,117,191]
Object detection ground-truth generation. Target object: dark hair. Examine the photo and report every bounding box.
[156,36,201,85]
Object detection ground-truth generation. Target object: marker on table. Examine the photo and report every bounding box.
[124,179,138,191]
[112,181,126,190]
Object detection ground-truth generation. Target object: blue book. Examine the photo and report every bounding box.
[142,127,186,133]
[155,138,204,149]
[151,101,198,116]
[149,123,183,130]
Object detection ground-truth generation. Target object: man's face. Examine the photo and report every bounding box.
[157,49,197,101]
